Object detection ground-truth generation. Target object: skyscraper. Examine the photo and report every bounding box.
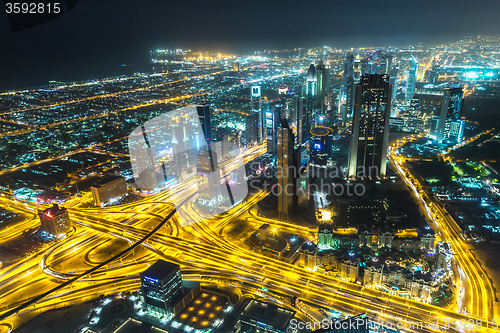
[384,54,393,74]
[266,102,280,155]
[250,86,265,142]
[348,74,392,179]
[389,75,398,107]
[278,119,295,220]
[343,54,355,123]
[197,148,221,203]
[353,56,362,82]
[297,96,306,144]
[245,113,259,145]
[437,87,464,143]
[303,64,317,143]
[310,126,334,168]
[405,56,418,105]
[38,204,71,238]
[316,60,328,113]
[197,103,212,149]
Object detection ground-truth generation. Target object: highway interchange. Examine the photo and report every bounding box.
[0,135,497,332]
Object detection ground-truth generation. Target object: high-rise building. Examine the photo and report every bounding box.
[389,75,398,106]
[316,60,328,113]
[140,260,183,316]
[134,139,157,191]
[353,56,362,82]
[405,56,418,105]
[38,204,71,238]
[310,126,334,168]
[348,74,392,179]
[430,115,441,139]
[343,55,356,123]
[384,54,393,74]
[437,87,464,143]
[297,96,307,144]
[250,86,265,142]
[232,61,239,71]
[285,94,298,125]
[448,119,464,143]
[197,148,221,203]
[266,103,280,155]
[304,64,317,142]
[197,103,212,149]
[237,299,295,333]
[278,119,295,220]
[90,175,127,207]
[245,113,259,145]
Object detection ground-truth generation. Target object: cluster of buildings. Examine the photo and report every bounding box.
[298,224,453,303]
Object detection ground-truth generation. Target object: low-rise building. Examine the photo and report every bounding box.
[238,299,295,333]
[90,175,127,207]
[38,204,71,238]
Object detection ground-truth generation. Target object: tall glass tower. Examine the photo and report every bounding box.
[405,56,418,105]
[438,87,464,143]
[348,74,392,179]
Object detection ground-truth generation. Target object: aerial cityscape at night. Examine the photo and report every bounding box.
[2,1,500,332]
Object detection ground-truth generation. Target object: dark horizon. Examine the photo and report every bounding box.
[2,0,500,90]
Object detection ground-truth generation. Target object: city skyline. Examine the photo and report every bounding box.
[2,3,500,332]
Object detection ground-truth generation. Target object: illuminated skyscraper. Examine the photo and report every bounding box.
[353,56,362,82]
[343,54,355,122]
[348,74,392,179]
[266,102,281,155]
[389,75,398,107]
[197,148,221,203]
[278,119,295,220]
[384,54,393,74]
[316,60,328,113]
[245,113,259,145]
[405,56,418,105]
[297,96,307,144]
[38,204,71,238]
[250,86,265,142]
[197,103,212,149]
[437,87,464,143]
[310,126,333,168]
[303,64,317,143]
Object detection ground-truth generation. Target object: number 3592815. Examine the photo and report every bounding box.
[6,2,61,14]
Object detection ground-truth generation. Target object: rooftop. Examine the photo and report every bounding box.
[240,300,295,331]
[141,260,180,281]
[91,174,125,188]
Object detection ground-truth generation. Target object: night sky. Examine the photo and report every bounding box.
[1,0,500,91]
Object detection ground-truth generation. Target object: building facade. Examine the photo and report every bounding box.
[90,175,127,207]
[348,74,392,179]
[140,260,183,316]
[38,204,71,238]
